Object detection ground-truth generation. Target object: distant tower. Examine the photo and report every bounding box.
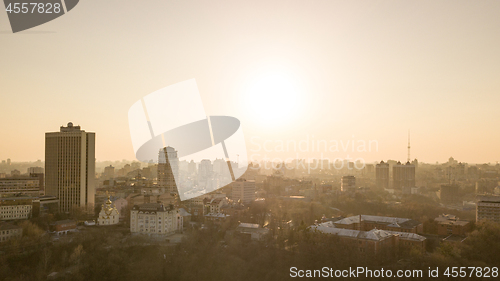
[407,130,411,162]
[158,146,179,194]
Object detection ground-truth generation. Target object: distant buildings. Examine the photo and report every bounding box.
[341,176,356,193]
[130,203,182,235]
[375,161,389,189]
[45,122,95,213]
[439,184,459,204]
[97,197,120,226]
[393,161,415,190]
[158,147,179,194]
[103,165,115,180]
[476,195,500,223]
[0,222,22,243]
[230,178,256,204]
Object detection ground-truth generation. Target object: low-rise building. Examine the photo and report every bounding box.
[51,220,77,235]
[333,215,423,233]
[311,223,426,253]
[434,214,470,236]
[130,203,182,236]
[235,223,269,241]
[0,222,22,243]
[204,213,230,225]
[0,197,37,221]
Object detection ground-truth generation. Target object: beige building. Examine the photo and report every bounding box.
[230,179,256,204]
[0,222,22,243]
[0,174,43,197]
[476,195,500,223]
[45,122,95,213]
[98,197,120,226]
[0,197,36,221]
[130,203,182,235]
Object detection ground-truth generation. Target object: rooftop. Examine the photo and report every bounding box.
[334,215,421,229]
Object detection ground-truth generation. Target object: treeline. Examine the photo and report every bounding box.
[2,221,498,281]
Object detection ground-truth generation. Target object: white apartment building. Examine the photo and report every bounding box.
[130,203,182,235]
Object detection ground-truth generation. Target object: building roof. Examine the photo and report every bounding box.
[311,226,393,241]
[132,203,175,212]
[238,223,260,229]
[178,208,191,217]
[334,215,421,229]
[54,220,76,225]
[204,213,229,218]
[311,225,426,242]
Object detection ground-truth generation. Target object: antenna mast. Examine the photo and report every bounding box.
[407,130,411,162]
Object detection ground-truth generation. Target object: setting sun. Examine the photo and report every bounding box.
[244,68,301,127]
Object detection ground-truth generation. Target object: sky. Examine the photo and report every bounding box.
[1,0,500,164]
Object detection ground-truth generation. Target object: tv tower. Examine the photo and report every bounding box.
[407,130,411,163]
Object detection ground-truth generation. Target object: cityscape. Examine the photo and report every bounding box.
[2,0,500,280]
[1,121,500,280]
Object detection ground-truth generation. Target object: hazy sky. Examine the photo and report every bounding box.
[1,0,500,164]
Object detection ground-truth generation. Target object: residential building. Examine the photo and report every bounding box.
[376,161,389,189]
[0,197,37,221]
[130,203,182,235]
[476,195,500,223]
[393,161,415,190]
[230,178,256,204]
[341,176,356,193]
[434,214,470,236]
[0,222,22,243]
[45,122,95,212]
[0,174,43,197]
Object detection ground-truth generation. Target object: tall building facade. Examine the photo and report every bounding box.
[230,178,256,204]
[375,161,389,189]
[158,147,179,194]
[392,161,415,190]
[45,122,95,213]
[341,175,356,193]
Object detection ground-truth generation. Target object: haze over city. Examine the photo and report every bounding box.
[2,0,500,163]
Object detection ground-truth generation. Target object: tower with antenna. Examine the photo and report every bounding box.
[407,130,411,163]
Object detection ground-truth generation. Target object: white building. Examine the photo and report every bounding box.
[97,197,120,226]
[130,203,182,236]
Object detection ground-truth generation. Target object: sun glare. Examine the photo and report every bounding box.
[244,69,301,127]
